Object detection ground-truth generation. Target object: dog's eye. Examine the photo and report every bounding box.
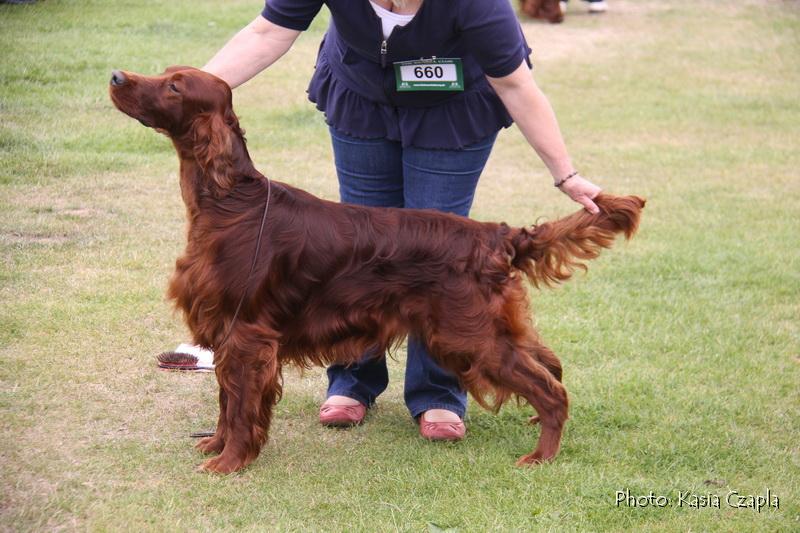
[168,83,180,94]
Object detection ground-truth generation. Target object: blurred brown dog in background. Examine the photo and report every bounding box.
[520,0,564,23]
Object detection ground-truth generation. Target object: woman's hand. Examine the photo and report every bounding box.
[558,174,602,214]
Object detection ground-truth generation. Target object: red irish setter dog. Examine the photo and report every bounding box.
[520,0,565,23]
[110,67,644,474]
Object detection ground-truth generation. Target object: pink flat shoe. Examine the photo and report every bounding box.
[419,412,466,441]
[319,400,367,427]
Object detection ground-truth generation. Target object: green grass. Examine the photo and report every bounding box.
[1,0,798,531]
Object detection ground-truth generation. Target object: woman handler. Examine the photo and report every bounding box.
[202,0,601,440]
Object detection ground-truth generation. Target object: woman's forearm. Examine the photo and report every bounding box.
[488,63,575,184]
[203,16,301,89]
[488,62,601,213]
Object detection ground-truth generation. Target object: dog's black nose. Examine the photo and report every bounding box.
[110,70,127,86]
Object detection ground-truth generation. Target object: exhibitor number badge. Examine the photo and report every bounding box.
[394,58,464,92]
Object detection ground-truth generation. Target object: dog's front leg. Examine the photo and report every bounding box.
[200,338,281,474]
[196,387,228,455]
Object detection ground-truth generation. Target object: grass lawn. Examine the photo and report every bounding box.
[1,0,799,530]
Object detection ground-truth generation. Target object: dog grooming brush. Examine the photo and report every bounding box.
[157,343,215,371]
[157,351,201,370]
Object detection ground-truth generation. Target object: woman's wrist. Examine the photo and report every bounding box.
[554,170,579,188]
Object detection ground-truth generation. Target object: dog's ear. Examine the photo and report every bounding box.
[192,111,236,196]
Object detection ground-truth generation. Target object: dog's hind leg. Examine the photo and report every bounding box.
[480,339,569,466]
[531,342,562,383]
[525,343,562,426]
[200,333,281,474]
[423,281,567,465]
[517,341,569,465]
[431,332,568,465]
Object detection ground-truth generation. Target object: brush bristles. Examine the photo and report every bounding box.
[157,351,199,369]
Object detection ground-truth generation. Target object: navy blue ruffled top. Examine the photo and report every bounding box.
[262,0,532,149]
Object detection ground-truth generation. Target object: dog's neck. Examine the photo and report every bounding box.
[175,156,205,216]
[172,131,259,218]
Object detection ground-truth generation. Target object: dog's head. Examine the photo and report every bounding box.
[520,0,564,23]
[109,66,245,195]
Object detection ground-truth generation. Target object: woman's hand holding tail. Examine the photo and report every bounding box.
[558,174,602,214]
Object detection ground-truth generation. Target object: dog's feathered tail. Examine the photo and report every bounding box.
[509,194,645,287]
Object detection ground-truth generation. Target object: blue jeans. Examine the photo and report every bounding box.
[326,127,498,419]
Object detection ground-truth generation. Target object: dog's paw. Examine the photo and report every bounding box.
[515,451,549,467]
[198,453,247,474]
[195,435,225,455]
